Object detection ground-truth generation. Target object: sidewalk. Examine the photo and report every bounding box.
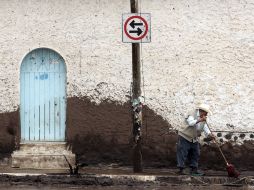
[0,165,254,188]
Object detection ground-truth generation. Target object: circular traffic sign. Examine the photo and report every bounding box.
[124,15,148,41]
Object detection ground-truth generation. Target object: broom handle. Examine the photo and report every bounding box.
[205,121,229,166]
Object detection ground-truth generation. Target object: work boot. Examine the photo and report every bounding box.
[176,167,188,175]
[190,167,204,176]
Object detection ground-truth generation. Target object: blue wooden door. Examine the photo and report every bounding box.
[20,48,66,142]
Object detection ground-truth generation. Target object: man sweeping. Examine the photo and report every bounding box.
[176,103,215,176]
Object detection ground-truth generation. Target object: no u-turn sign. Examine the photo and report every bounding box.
[122,13,151,43]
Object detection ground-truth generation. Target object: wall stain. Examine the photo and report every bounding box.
[239,133,246,139]
[0,97,254,170]
[224,133,233,140]
[0,110,20,158]
[66,97,173,167]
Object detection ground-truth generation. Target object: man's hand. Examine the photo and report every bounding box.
[197,116,207,123]
[209,134,216,140]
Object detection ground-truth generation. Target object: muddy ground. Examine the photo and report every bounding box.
[0,170,253,190]
[0,184,252,190]
[0,97,254,171]
[0,167,253,190]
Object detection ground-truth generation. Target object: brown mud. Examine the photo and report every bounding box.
[0,184,251,190]
[0,169,253,190]
[0,97,254,171]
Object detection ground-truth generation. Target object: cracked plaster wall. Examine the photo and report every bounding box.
[0,0,254,140]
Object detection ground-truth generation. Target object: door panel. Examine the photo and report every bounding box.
[20,48,66,142]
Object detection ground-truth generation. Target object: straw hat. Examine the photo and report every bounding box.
[196,103,212,115]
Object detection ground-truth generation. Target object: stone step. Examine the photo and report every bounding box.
[12,143,75,169]
[18,142,68,150]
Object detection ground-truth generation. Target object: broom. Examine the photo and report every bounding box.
[205,122,240,178]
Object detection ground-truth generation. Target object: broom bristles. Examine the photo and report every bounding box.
[226,164,240,178]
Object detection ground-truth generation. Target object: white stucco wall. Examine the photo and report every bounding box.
[0,0,253,133]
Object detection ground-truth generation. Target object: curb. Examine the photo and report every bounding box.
[0,173,253,186]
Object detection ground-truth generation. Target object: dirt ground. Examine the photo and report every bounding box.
[0,165,253,189]
[0,184,252,190]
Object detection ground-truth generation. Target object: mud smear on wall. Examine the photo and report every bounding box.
[66,97,254,170]
[1,97,254,170]
[0,110,19,158]
[200,141,254,170]
[66,97,173,167]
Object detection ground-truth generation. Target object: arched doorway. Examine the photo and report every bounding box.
[20,48,66,142]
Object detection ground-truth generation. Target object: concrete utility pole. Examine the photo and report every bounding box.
[130,0,143,173]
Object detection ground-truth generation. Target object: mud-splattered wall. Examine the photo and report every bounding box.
[65,97,254,169]
[1,98,254,170]
[66,97,173,166]
[0,0,254,168]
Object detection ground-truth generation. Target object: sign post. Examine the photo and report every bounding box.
[123,0,151,173]
[130,0,143,173]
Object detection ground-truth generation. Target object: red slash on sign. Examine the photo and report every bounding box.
[124,15,148,41]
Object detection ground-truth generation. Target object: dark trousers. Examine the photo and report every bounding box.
[177,135,200,169]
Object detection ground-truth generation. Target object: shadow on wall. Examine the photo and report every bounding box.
[1,98,254,170]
